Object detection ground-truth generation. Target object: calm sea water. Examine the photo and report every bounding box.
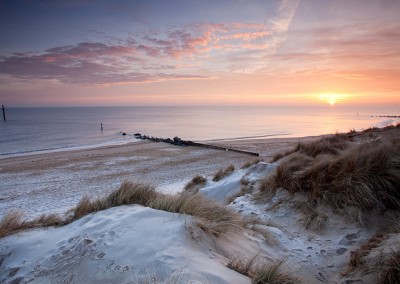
[0,106,398,157]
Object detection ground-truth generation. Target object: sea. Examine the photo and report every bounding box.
[0,105,399,158]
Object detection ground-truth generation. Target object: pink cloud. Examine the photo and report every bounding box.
[137,45,162,57]
[0,22,273,85]
[220,30,271,41]
[0,45,210,85]
[46,42,135,58]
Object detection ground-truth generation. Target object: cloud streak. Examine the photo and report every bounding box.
[263,20,400,79]
[0,21,277,85]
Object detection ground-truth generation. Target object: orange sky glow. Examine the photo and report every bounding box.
[0,0,399,107]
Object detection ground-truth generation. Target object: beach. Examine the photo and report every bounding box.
[0,136,317,219]
[1,126,400,283]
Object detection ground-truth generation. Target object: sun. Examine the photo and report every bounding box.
[318,93,349,106]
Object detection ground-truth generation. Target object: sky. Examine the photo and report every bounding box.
[0,0,399,107]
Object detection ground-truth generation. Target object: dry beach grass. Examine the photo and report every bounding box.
[212,164,235,182]
[184,175,207,191]
[73,181,243,238]
[263,126,400,216]
[0,181,243,239]
[0,211,65,238]
[227,256,301,284]
[259,125,400,282]
[379,248,400,284]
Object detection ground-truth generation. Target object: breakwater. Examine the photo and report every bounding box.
[134,134,259,157]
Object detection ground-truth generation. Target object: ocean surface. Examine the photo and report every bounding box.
[0,106,398,157]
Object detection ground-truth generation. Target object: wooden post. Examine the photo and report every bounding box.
[101,123,103,131]
[1,105,5,121]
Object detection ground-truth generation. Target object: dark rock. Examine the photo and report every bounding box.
[122,132,127,136]
[173,136,182,145]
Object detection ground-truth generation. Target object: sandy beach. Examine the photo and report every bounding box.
[0,136,317,219]
[1,126,399,283]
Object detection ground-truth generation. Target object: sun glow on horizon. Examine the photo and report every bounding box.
[318,93,351,106]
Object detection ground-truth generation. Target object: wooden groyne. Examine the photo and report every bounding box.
[188,141,259,156]
[134,134,259,157]
[371,115,400,118]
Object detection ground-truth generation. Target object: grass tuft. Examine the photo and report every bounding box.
[184,175,207,191]
[212,164,235,182]
[379,248,400,284]
[241,159,261,169]
[71,181,242,238]
[227,255,258,276]
[73,196,106,219]
[362,126,379,133]
[294,134,350,158]
[73,182,159,220]
[0,211,66,238]
[345,234,387,273]
[271,132,353,162]
[227,256,300,284]
[252,259,300,284]
[265,139,400,214]
[105,181,158,207]
[302,207,328,231]
[0,211,26,238]
[258,177,273,194]
[2,181,242,239]
[267,153,313,194]
[33,213,64,226]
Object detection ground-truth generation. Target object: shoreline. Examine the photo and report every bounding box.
[0,132,298,160]
[0,132,320,161]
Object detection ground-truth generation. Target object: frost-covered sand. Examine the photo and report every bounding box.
[0,136,392,283]
[0,137,310,219]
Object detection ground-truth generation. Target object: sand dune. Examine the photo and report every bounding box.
[1,127,399,283]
